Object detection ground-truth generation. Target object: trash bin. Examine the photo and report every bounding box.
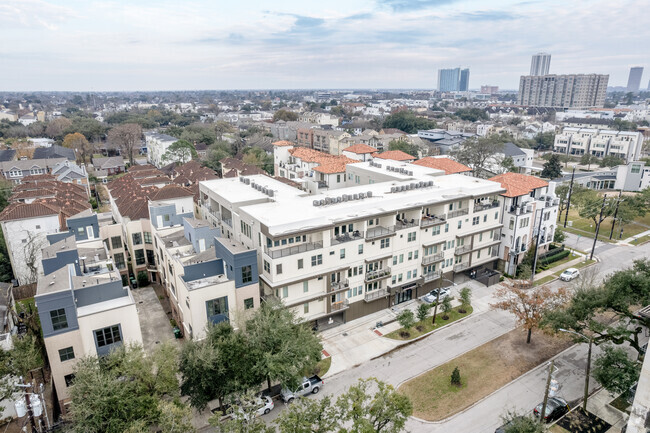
[173,327,182,339]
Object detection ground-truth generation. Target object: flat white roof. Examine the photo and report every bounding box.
[77,290,135,317]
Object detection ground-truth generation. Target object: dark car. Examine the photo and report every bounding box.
[533,397,570,422]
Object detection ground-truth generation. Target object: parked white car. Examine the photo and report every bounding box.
[422,287,451,304]
[234,396,274,420]
[559,268,580,281]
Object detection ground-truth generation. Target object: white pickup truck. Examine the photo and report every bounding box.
[280,375,324,403]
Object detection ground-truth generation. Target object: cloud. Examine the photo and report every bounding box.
[377,0,459,12]
[456,11,520,20]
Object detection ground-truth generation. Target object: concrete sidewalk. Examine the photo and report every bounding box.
[533,250,594,281]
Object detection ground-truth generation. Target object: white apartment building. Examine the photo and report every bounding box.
[144,132,182,168]
[554,127,644,162]
[298,112,340,127]
[199,160,505,327]
[488,173,559,276]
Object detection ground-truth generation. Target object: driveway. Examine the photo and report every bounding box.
[131,285,178,352]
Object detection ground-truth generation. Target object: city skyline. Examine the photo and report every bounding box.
[0,0,648,91]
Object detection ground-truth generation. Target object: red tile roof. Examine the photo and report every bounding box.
[412,157,472,175]
[272,140,294,147]
[288,147,355,174]
[342,143,376,154]
[0,202,60,222]
[488,172,549,198]
[374,150,416,161]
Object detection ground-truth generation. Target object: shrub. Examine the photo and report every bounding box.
[137,271,149,288]
[416,303,430,322]
[397,310,416,337]
[441,297,453,320]
[451,367,461,386]
[459,287,472,313]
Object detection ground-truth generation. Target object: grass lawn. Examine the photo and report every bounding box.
[384,306,473,341]
[304,356,332,377]
[631,235,650,246]
[534,275,556,286]
[398,328,573,421]
[562,209,647,241]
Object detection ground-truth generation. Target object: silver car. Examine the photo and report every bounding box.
[559,268,580,281]
[422,287,451,304]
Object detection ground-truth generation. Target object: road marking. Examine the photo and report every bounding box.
[373,329,383,336]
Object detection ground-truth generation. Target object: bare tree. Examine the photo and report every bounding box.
[108,124,142,165]
[23,231,45,284]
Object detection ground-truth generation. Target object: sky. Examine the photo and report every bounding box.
[0,0,648,91]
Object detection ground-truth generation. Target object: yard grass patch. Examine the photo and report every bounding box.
[549,424,571,433]
[631,235,650,246]
[562,209,647,241]
[534,275,556,286]
[398,328,572,421]
[384,306,472,341]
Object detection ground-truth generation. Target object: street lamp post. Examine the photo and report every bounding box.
[559,328,593,411]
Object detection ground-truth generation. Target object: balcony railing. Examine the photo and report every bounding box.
[264,241,323,259]
[365,226,395,241]
[331,231,364,245]
[423,270,442,282]
[448,208,469,218]
[331,299,350,312]
[509,205,532,216]
[395,218,419,231]
[473,201,500,212]
[454,244,472,255]
[222,217,233,227]
[317,180,328,189]
[329,278,350,293]
[493,232,501,241]
[365,267,391,282]
[453,262,470,273]
[421,214,446,228]
[364,288,388,303]
[422,252,444,265]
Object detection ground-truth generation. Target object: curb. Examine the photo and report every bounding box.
[402,339,586,425]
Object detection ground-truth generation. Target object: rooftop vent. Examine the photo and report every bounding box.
[244,178,250,185]
[353,194,359,200]
[268,190,274,197]
[367,191,373,198]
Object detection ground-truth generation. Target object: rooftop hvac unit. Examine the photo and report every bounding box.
[342,195,348,201]
[391,187,397,193]
[239,177,245,183]
[313,200,320,206]
[244,178,250,185]
[376,164,382,168]
[359,193,365,199]
[262,188,268,194]
[401,185,406,191]
[336,197,342,203]
[320,199,325,206]
[353,194,359,200]
[250,182,256,189]
[400,168,406,174]
[367,191,373,198]
[410,183,416,189]
[408,171,413,176]
[268,190,274,197]
[428,181,434,186]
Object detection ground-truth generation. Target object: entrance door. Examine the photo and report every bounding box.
[396,289,413,304]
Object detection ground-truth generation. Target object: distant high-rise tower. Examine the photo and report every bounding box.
[626,67,644,93]
[530,53,551,76]
[459,69,470,91]
[438,67,469,92]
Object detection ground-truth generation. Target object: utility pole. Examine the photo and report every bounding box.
[563,166,576,228]
[590,194,607,260]
[531,207,545,284]
[541,360,555,422]
[609,190,622,240]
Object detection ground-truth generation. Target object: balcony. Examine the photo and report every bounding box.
[448,208,469,219]
[364,288,388,303]
[453,262,470,273]
[329,278,349,293]
[331,230,364,245]
[222,217,233,227]
[421,214,446,228]
[395,218,419,231]
[331,299,350,312]
[365,267,391,282]
[317,180,328,189]
[454,244,472,255]
[493,231,501,241]
[422,252,444,265]
[509,204,532,216]
[365,226,395,241]
[423,270,442,283]
[473,201,500,212]
[264,241,323,259]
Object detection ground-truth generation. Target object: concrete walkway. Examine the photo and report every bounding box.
[131,286,178,353]
[622,228,650,244]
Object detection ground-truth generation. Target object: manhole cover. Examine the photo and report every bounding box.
[342,332,348,337]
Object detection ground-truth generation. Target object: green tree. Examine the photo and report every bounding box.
[454,108,489,122]
[441,296,453,319]
[67,343,183,433]
[210,391,275,433]
[382,110,436,134]
[387,139,419,158]
[273,109,299,122]
[162,139,198,164]
[275,395,339,433]
[592,346,640,395]
[397,310,416,335]
[62,132,92,163]
[179,123,217,146]
[451,367,461,386]
[205,140,234,171]
[246,300,322,393]
[180,323,259,411]
[580,153,598,170]
[45,117,73,140]
[459,287,472,312]
[242,147,274,174]
[499,412,546,433]
[532,132,555,150]
[574,189,615,227]
[540,154,562,179]
[553,228,566,243]
[599,155,625,168]
[501,156,517,173]
[416,303,430,322]
[612,118,638,131]
[336,378,412,433]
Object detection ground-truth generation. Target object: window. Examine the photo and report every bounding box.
[77,227,84,234]
[473,216,479,225]
[304,303,309,314]
[240,221,252,238]
[146,249,155,266]
[50,309,68,331]
[283,286,289,298]
[276,264,283,275]
[111,236,122,250]
[95,325,122,348]
[407,232,416,242]
[263,260,270,273]
[509,218,514,230]
[399,254,404,263]
[135,249,145,266]
[457,220,462,229]
[143,232,152,244]
[483,214,488,222]
[408,252,413,260]
[59,347,75,362]
[520,217,529,228]
[444,223,449,233]
[163,214,170,222]
[206,297,228,318]
[340,249,345,259]
[494,212,499,220]
[303,281,309,293]
[380,238,390,249]
[358,244,363,254]
[431,225,440,236]
[114,253,125,270]
[64,374,75,387]
[244,298,254,310]
[242,265,252,283]
[311,254,323,266]
[132,232,142,245]
[297,259,303,269]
